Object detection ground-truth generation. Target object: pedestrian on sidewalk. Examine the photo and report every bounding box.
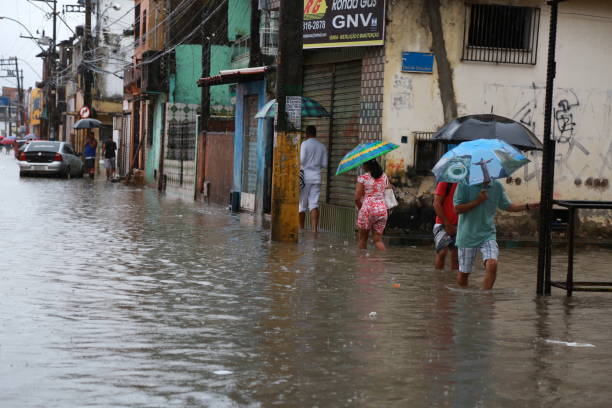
[433,182,458,270]
[454,180,539,289]
[355,159,390,251]
[102,137,117,180]
[299,125,328,233]
[83,134,98,179]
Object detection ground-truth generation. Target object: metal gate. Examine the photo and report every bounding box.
[303,60,362,208]
[242,94,259,194]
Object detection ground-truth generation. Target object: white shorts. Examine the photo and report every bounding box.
[299,183,321,212]
[458,240,499,274]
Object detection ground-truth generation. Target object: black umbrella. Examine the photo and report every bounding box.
[432,114,543,151]
[73,118,103,129]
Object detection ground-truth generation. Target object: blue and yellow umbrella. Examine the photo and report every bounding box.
[335,141,399,176]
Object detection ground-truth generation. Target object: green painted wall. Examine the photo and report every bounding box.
[210,45,235,117]
[174,45,202,105]
[145,93,166,184]
[228,0,251,41]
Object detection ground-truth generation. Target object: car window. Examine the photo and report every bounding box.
[27,143,60,153]
[63,145,75,155]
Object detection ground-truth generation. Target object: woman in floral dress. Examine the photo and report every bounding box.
[354,159,390,251]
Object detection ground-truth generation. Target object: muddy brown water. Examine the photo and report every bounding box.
[1,154,612,407]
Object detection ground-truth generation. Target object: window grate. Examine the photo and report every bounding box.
[462,3,540,65]
[413,132,444,175]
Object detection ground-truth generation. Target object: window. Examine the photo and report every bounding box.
[414,132,444,175]
[141,10,147,45]
[462,4,540,65]
[134,5,141,42]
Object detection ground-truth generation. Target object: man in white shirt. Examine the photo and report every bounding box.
[299,125,328,233]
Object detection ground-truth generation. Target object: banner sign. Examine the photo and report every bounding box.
[303,0,385,49]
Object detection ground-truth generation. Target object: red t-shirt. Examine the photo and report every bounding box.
[434,182,458,226]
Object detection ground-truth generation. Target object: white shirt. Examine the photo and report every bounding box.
[300,138,328,184]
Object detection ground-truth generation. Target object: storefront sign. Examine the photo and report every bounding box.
[303,0,385,49]
[401,52,435,73]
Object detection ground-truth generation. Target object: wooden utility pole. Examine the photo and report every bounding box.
[270,0,303,242]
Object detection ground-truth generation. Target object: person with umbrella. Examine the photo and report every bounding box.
[337,141,399,251]
[83,134,98,178]
[355,159,390,251]
[432,139,540,289]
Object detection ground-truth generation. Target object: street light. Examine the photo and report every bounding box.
[0,16,46,52]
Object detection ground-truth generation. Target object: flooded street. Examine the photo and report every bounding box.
[2,153,612,408]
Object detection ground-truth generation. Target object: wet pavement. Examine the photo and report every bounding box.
[1,153,612,407]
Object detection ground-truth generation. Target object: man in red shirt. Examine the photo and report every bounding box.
[433,182,458,270]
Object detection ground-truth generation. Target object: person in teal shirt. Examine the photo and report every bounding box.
[453,180,539,289]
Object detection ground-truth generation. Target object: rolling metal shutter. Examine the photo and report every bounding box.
[302,64,333,203]
[302,60,362,208]
[328,61,361,207]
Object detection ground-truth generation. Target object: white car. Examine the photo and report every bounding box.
[18,141,84,178]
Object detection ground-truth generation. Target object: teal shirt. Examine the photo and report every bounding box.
[453,180,512,248]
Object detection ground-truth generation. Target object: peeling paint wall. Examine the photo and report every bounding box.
[383,0,612,238]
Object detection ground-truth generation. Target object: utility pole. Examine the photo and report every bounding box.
[537,0,567,295]
[84,0,93,108]
[270,0,303,242]
[14,58,23,134]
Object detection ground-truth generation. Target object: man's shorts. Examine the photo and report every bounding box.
[458,240,499,274]
[433,224,456,253]
[104,157,116,169]
[299,183,320,212]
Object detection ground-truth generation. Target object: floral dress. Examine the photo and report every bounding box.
[356,173,388,234]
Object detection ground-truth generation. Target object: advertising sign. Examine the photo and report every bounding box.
[401,52,435,73]
[303,0,385,49]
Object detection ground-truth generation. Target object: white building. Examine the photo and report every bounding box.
[382,0,612,238]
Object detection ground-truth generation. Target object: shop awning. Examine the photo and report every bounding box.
[197,66,275,87]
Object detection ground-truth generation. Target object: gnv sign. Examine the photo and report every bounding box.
[303,0,385,49]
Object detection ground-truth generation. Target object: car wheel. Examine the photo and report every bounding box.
[64,167,71,179]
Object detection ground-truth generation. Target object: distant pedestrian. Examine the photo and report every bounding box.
[83,134,98,179]
[433,182,458,270]
[299,125,328,233]
[102,138,117,180]
[454,180,539,289]
[355,159,390,251]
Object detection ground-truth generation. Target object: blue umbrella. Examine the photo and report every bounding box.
[432,139,530,185]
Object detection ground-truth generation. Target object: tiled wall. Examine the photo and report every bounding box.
[359,47,385,143]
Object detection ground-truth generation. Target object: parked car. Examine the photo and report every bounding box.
[17,141,84,178]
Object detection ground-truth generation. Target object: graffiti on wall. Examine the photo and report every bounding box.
[485,83,604,187]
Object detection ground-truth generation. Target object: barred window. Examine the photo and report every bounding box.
[414,132,443,175]
[462,4,540,65]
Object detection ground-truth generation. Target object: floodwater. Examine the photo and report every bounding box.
[1,153,612,408]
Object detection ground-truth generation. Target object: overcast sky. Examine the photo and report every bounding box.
[0,0,84,90]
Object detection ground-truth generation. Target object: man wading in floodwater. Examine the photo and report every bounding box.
[453,180,539,289]
[299,125,328,234]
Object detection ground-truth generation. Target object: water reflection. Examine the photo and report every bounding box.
[1,154,612,407]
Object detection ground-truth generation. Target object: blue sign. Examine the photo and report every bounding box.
[0,97,9,107]
[401,52,435,73]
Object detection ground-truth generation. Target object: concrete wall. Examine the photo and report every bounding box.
[228,0,251,41]
[209,46,235,117]
[174,45,203,105]
[145,93,165,184]
[382,0,612,237]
